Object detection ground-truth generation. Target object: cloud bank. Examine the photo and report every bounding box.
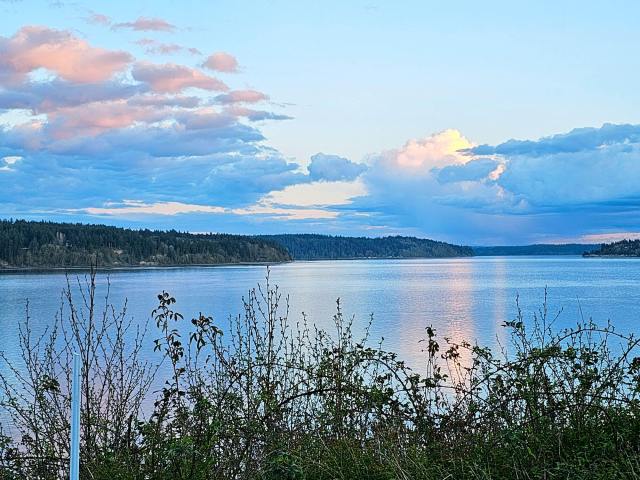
[1,25,638,243]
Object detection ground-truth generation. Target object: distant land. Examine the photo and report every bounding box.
[0,220,626,270]
[0,220,291,269]
[584,239,640,257]
[0,221,470,269]
[473,244,600,256]
[258,234,473,260]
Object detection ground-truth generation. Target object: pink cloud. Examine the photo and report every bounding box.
[383,129,474,171]
[46,100,168,138]
[113,16,176,32]
[128,94,200,108]
[203,52,238,73]
[215,89,269,104]
[132,62,228,93]
[0,26,132,84]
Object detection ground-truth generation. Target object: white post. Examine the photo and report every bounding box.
[69,352,80,480]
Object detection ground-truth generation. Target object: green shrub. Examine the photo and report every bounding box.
[1,270,639,479]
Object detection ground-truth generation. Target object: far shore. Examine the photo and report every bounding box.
[5,252,640,273]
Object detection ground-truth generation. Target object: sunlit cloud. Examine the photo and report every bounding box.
[73,199,337,221]
[571,232,640,244]
[79,200,226,216]
[0,26,132,83]
[131,62,228,93]
[203,52,239,73]
[262,179,367,207]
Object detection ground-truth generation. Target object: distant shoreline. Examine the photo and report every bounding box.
[4,253,635,274]
[0,260,292,273]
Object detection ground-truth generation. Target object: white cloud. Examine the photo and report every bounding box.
[262,180,367,207]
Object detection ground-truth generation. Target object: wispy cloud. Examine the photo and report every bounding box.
[112,16,176,32]
[134,38,201,56]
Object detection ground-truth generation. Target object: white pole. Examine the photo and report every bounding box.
[69,352,80,480]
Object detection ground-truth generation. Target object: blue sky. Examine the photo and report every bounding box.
[0,0,639,244]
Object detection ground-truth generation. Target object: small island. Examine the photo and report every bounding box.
[584,239,640,257]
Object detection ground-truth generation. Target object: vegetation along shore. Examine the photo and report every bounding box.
[1,270,640,478]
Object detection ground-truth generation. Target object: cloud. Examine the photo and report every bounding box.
[471,123,640,157]
[307,153,367,181]
[215,89,269,104]
[203,52,238,73]
[135,38,201,56]
[131,62,228,93]
[575,232,640,243]
[78,200,226,216]
[224,107,292,122]
[0,24,302,224]
[436,158,499,184]
[0,155,21,171]
[262,180,367,207]
[347,124,640,243]
[113,16,176,32]
[86,13,111,26]
[383,128,473,170]
[0,26,132,83]
[0,79,146,112]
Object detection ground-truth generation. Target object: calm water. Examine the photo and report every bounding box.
[1,256,639,371]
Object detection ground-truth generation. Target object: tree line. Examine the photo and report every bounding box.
[259,233,473,260]
[0,221,473,268]
[0,219,291,268]
[585,239,640,257]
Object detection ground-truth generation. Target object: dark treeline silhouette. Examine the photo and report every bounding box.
[258,233,473,260]
[0,221,474,268]
[0,219,291,268]
[585,239,640,257]
[474,243,600,256]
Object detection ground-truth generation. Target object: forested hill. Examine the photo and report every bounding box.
[584,239,640,257]
[474,244,599,256]
[257,234,473,260]
[0,220,291,268]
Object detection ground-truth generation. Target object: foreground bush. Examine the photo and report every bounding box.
[1,269,640,479]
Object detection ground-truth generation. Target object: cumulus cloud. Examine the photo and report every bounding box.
[131,62,228,93]
[113,16,176,32]
[307,153,367,182]
[436,158,500,184]
[0,24,302,224]
[203,52,238,73]
[471,123,640,157]
[348,124,640,243]
[383,128,473,170]
[0,79,146,112]
[0,26,132,83]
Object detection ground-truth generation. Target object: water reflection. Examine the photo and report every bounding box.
[2,257,640,378]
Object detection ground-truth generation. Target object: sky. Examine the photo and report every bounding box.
[0,0,639,245]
